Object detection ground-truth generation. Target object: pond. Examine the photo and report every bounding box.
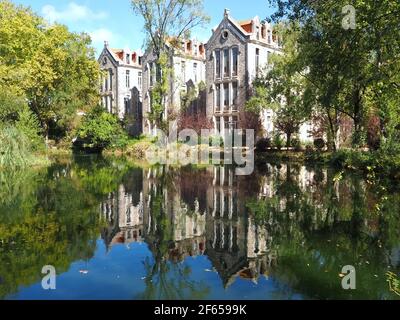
[0,155,399,300]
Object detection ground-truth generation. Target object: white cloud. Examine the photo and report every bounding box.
[89,28,123,54]
[90,28,114,43]
[42,2,107,23]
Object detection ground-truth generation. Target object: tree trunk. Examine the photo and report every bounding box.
[286,133,291,150]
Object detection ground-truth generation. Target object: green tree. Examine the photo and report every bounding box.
[247,24,310,148]
[0,0,101,142]
[77,106,128,151]
[131,0,209,132]
[267,0,400,150]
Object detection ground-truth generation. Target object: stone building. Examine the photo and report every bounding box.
[141,39,206,136]
[205,9,313,143]
[98,41,144,135]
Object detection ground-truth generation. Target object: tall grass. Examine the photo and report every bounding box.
[0,126,31,168]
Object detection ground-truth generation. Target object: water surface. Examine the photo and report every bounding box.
[0,156,399,300]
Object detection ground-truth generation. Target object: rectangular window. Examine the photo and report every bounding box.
[255,48,260,75]
[181,61,186,84]
[193,63,198,83]
[126,70,130,88]
[232,116,238,130]
[149,63,154,87]
[224,116,230,129]
[124,98,130,115]
[126,54,130,64]
[232,82,238,106]
[216,118,221,131]
[215,50,221,79]
[216,84,221,110]
[138,71,142,88]
[232,47,239,77]
[109,70,112,90]
[224,83,229,107]
[223,48,230,77]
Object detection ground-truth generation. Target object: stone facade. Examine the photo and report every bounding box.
[97,9,314,142]
[98,42,143,135]
[141,39,206,136]
[205,9,282,138]
[205,9,314,142]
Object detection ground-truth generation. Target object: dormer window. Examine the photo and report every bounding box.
[261,25,266,39]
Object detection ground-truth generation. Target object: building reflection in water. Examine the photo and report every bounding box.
[99,165,283,288]
[99,163,399,290]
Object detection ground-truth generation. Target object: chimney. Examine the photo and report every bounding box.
[224,8,230,18]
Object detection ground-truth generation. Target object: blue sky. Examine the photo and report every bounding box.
[13,0,276,54]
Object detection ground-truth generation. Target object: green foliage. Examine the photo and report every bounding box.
[125,140,153,159]
[77,106,128,151]
[0,86,44,155]
[272,133,284,150]
[291,138,301,151]
[247,23,310,146]
[15,107,43,151]
[267,0,400,151]
[0,0,100,140]
[0,126,30,168]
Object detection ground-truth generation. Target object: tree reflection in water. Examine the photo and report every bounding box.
[1,157,400,299]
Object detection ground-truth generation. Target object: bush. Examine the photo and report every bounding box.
[291,138,301,151]
[76,106,128,152]
[0,126,30,168]
[314,138,325,151]
[126,141,152,159]
[15,107,43,152]
[273,134,284,150]
[256,138,271,152]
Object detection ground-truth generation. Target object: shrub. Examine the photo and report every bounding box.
[15,107,43,152]
[255,138,271,152]
[126,141,152,159]
[76,106,128,152]
[314,138,325,151]
[273,134,284,150]
[291,138,301,151]
[0,126,30,168]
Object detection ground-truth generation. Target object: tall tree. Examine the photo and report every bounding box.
[246,24,310,147]
[131,0,209,131]
[0,0,101,141]
[267,0,400,149]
